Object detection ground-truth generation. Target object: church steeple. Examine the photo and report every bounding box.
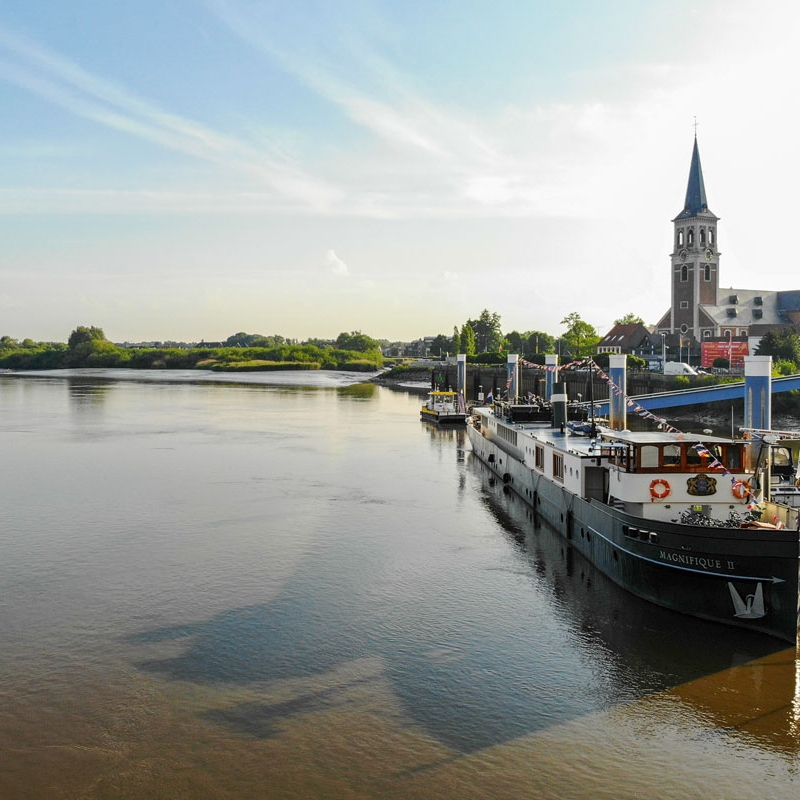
[677,135,711,219]
[660,134,720,342]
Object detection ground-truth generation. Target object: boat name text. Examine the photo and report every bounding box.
[659,551,735,571]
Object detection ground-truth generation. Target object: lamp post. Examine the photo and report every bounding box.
[726,329,732,370]
[660,333,666,371]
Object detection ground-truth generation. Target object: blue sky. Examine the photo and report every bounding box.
[1,0,798,343]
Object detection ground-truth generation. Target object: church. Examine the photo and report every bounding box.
[653,135,800,367]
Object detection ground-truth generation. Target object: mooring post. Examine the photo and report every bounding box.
[744,355,772,431]
[609,354,627,431]
[545,354,558,401]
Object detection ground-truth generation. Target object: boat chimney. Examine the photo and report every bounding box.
[744,355,772,431]
[608,355,627,431]
[545,354,559,400]
[552,382,568,430]
[506,354,519,402]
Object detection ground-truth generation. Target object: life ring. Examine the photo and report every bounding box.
[732,480,751,500]
[649,479,671,499]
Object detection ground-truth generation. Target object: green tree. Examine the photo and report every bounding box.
[335,331,381,353]
[774,360,797,376]
[614,313,645,325]
[468,309,502,353]
[429,334,451,357]
[505,330,524,354]
[0,335,19,350]
[226,332,286,347]
[460,323,476,355]
[68,326,106,349]
[523,330,554,358]
[560,312,600,359]
[627,354,646,371]
[452,326,462,354]
[755,329,800,366]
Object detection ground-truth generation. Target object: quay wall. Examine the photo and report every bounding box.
[426,365,661,402]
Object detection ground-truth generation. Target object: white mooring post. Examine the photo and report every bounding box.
[608,355,627,431]
[743,355,772,431]
[545,354,559,401]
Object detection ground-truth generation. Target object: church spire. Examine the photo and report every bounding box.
[677,135,710,219]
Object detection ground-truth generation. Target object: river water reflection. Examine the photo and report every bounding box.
[1,370,799,799]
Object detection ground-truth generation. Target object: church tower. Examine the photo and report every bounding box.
[666,136,719,340]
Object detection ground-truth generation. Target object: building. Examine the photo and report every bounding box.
[654,136,800,364]
[596,323,656,358]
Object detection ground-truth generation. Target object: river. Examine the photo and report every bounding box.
[1,369,798,799]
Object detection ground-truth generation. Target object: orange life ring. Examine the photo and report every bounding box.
[732,480,751,500]
[649,479,671,499]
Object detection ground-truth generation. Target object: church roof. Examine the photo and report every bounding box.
[699,289,789,327]
[675,136,715,220]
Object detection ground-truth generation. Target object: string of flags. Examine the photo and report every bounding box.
[510,357,756,503]
[584,358,756,505]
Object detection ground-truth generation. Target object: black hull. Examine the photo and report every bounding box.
[467,425,800,643]
[420,411,466,426]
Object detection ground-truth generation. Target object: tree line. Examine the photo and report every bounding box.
[0,327,384,372]
[429,309,645,362]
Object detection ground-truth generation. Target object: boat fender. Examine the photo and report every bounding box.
[649,479,670,500]
[732,480,751,500]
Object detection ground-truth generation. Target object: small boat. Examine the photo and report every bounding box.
[770,486,800,508]
[467,384,800,643]
[420,390,467,425]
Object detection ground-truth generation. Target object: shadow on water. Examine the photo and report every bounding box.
[128,447,796,756]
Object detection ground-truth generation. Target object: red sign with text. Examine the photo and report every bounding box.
[701,341,748,368]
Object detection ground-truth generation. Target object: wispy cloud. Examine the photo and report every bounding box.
[0,23,342,211]
[324,249,349,277]
[3,2,790,224]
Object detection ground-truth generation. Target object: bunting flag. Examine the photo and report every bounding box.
[584,358,757,504]
[511,358,756,505]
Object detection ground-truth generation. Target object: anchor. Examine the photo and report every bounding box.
[727,582,766,619]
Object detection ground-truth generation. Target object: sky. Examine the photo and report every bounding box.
[1,0,799,344]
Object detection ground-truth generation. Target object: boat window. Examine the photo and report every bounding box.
[535,445,544,470]
[663,445,681,467]
[553,453,564,482]
[686,445,703,467]
[773,447,792,467]
[639,445,659,469]
[608,443,634,471]
[724,445,742,470]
